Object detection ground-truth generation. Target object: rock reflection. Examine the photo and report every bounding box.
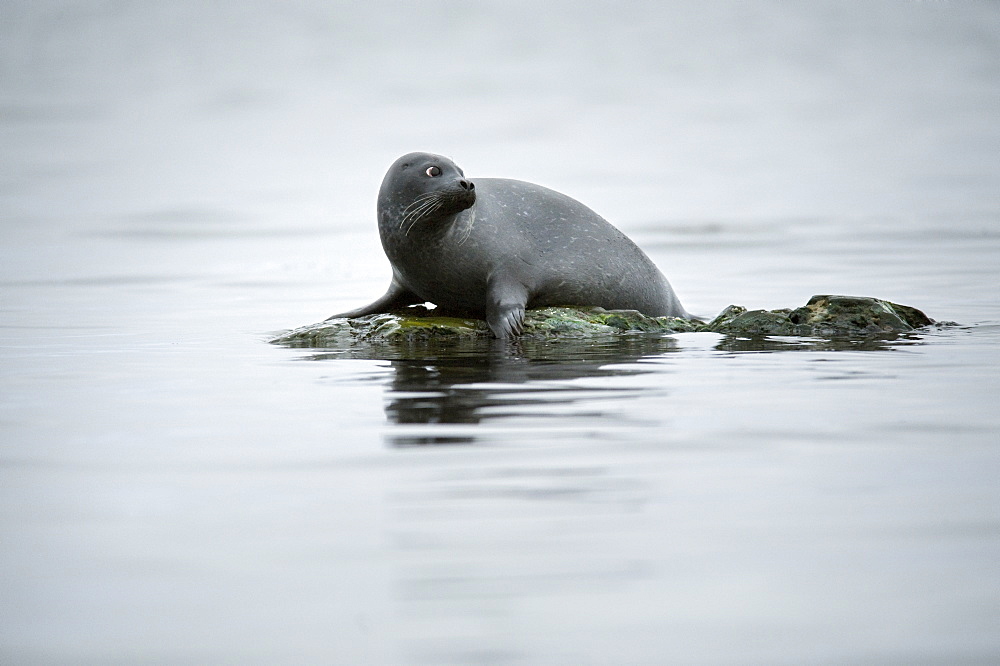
[712,333,929,353]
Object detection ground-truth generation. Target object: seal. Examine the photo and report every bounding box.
[329,152,688,338]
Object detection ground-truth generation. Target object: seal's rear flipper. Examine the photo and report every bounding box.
[326,279,422,320]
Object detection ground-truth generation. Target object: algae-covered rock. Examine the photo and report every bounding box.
[270,296,936,347]
[273,311,486,347]
[272,305,699,346]
[523,306,700,337]
[702,295,934,337]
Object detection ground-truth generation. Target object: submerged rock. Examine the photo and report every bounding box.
[271,295,936,347]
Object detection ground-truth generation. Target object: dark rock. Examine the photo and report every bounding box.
[701,295,934,337]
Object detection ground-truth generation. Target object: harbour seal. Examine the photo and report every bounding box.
[329,152,688,339]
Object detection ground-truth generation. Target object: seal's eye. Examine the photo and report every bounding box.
[425,166,441,177]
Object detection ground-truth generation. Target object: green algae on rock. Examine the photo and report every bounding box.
[273,310,488,347]
[272,305,698,347]
[702,295,935,337]
[270,296,936,347]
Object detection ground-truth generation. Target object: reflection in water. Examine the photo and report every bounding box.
[711,332,929,353]
[300,330,933,446]
[384,337,681,446]
[307,335,680,446]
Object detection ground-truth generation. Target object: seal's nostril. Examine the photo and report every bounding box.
[459,180,471,190]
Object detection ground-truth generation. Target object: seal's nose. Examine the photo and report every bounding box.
[459,179,474,191]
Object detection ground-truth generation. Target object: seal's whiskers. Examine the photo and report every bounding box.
[404,201,442,235]
[457,209,476,245]
[399,198,440,232]
[399,193,442,230]
[400,193,439,214]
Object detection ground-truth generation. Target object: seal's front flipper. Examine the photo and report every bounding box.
[326,280,422,320]
[488,305,525,339]
[485,278,528,339]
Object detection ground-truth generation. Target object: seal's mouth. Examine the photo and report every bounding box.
[435,180,476,214]
[450,178,476,211]
[454,183,476,210]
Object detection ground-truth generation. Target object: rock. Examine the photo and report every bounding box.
[272,305,698,346]
[701,295,934,337]
[270,296,937,347]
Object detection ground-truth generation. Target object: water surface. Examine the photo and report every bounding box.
[2,2,999,664]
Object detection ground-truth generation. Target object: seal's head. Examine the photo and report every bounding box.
[378,152,476,236]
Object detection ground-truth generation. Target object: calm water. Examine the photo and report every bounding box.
[2,2,999,664]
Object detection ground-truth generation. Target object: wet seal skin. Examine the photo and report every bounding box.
[327,152,689,339]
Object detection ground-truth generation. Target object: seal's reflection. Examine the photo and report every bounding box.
[308,335,681,446]
[389,337,684,446]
